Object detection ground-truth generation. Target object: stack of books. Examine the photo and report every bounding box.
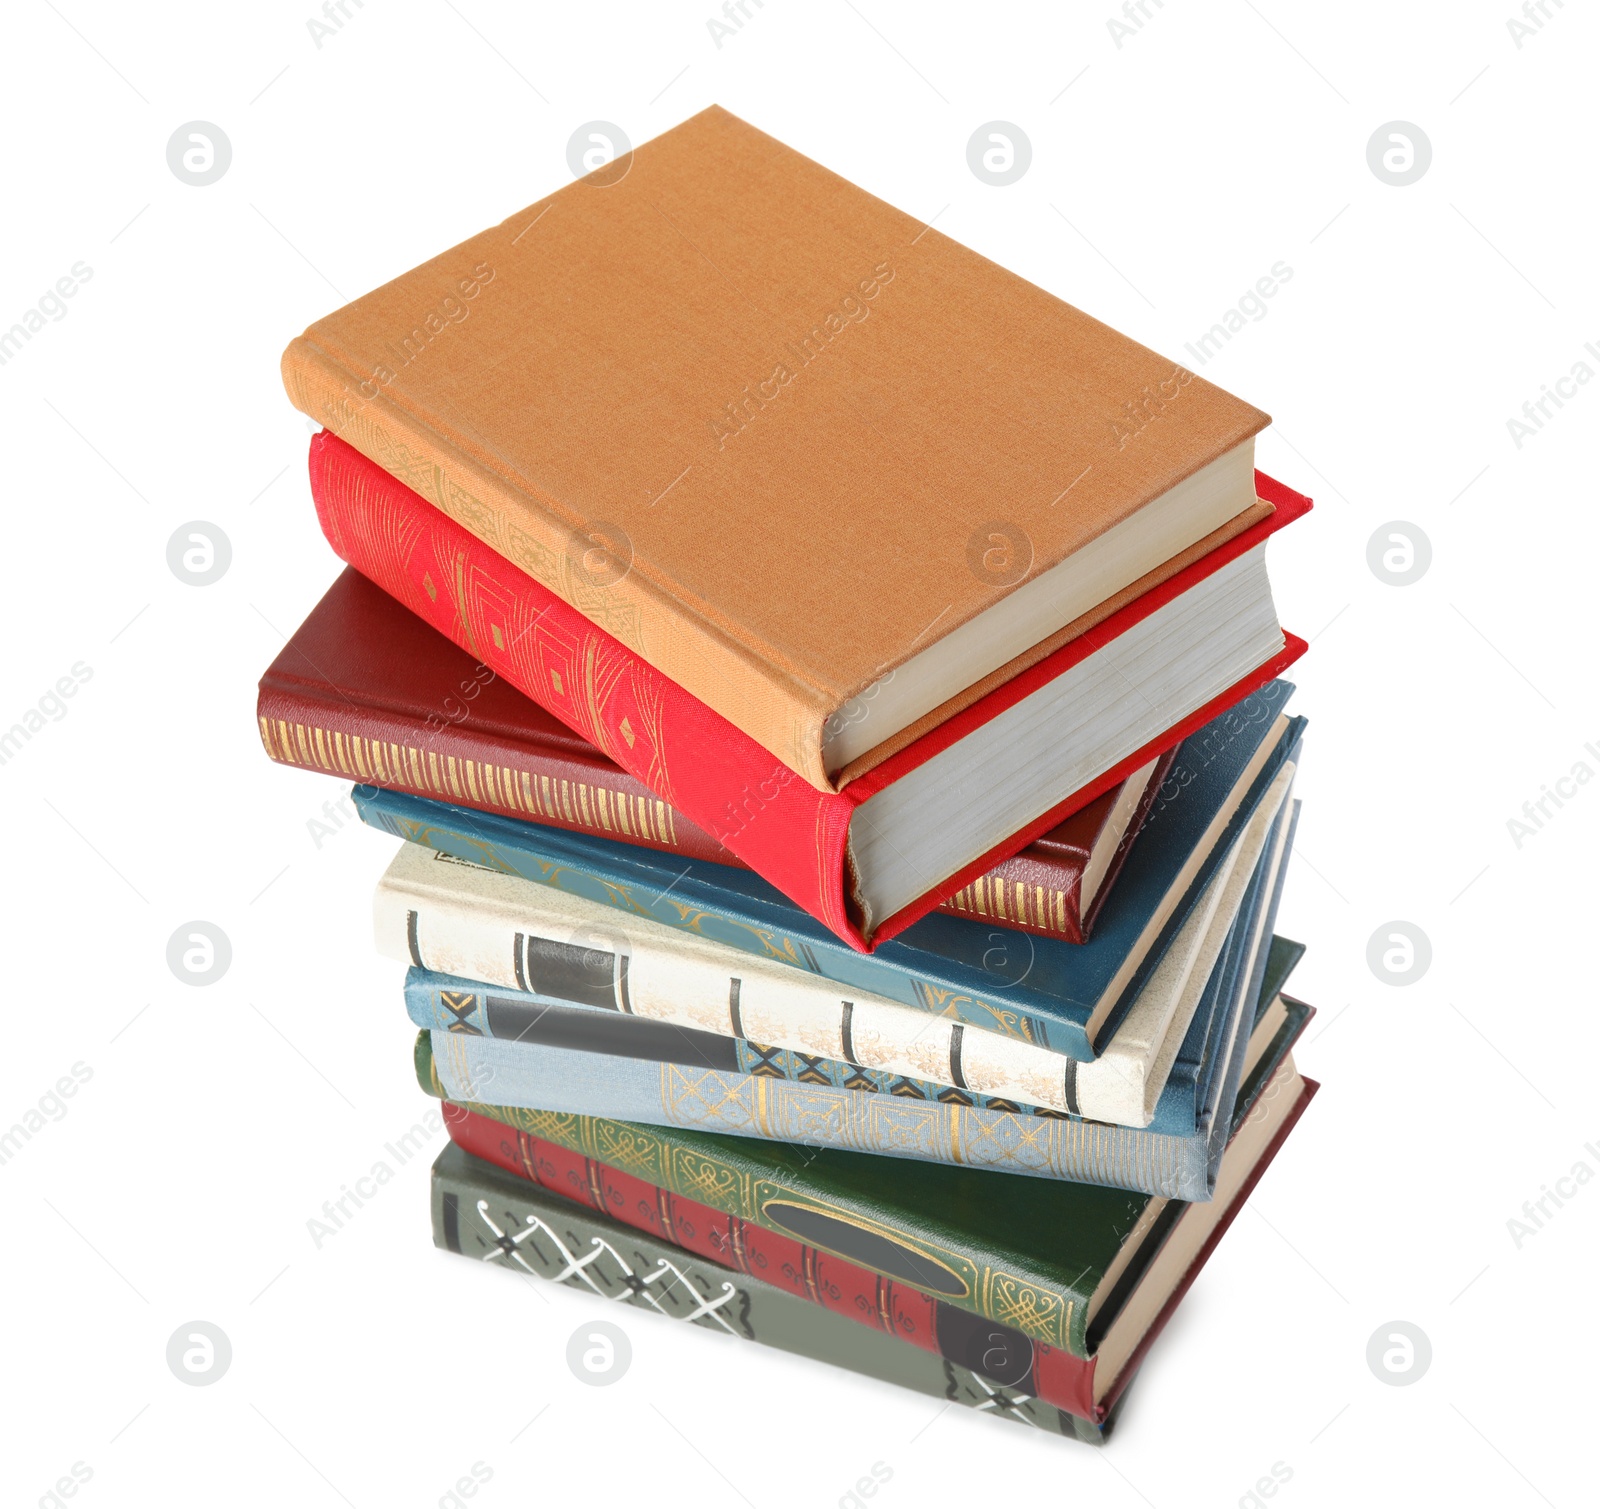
[257,106,1317,1444]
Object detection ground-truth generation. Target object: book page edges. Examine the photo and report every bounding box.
[833,497,1275,787]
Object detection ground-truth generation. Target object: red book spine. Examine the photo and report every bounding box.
[445,1103,1100,1421]
[310,431,1307,949]
[255,679,738,865]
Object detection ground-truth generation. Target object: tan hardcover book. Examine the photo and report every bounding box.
[282,105,1271,793]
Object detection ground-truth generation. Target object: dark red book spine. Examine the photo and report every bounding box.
[256,666,736,866]
[445,1102,1099,1421]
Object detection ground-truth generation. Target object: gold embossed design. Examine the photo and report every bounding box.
[663,1144,755,1216]
[658,1066,1183,1190]
[983,1273,1075,1351]
[909,979,1042,1046]
[944,875,1072,938]
[654,902,814,969]
[257,716,680,848]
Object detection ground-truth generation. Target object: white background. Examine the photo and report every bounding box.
[2,2,1596,1505]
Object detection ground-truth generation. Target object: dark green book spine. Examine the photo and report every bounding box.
[430,1142,1117,1444]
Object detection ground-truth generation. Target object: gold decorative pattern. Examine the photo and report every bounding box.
[984,1274,1074,1350]
[501,520,561,591]
[257,715,679,846]
[909,979,1042,1046]
[944,874,1074,937]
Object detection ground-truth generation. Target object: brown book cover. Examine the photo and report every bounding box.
[281,105,1270,792]
[259,567,1168,942]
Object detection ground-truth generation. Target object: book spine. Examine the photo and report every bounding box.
[405,968,1057,1115]
[431,1141,1107,1439]
[255,683,736,865]
[382,865,1085,1112]
[305,429,867,947]
[440,1111,1100,1423]
[284,341,837,789]
[414,1036,1094,1355]
[941,869,1086,944]
[427,1028,1203,1194]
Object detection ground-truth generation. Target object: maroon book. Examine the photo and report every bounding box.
[258,567,1173,941]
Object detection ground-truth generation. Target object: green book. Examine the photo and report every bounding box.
[431,1141,1122,1444]
[415,999,1316,1359]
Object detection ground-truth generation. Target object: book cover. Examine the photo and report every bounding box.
[432,1142,1119,1442]
[282,104,1276,791]
[424,1031,1316,1355]
[256,565,1174,942]
[309,426,1307,949]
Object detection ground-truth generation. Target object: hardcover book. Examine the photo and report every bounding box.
[308,429,1306,949]
[431,1142,1122,1443]
[403,921,1299,1203]
[283,105,1283,796]
[365,686,1304,1123]
[419,984,1306,1196]
[431,1036,1316,1366]
[257,566,1173,943]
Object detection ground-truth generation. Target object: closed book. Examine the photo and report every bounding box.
[1158,797,1300,1186]
[308,427,1307,949]
[431,1142,1120,1443]
[425,1025,1316,1360]
[365,686,1303,1124]
[257,565,1174,942]
[420,986,1305,1197]
[283,104,1283,796]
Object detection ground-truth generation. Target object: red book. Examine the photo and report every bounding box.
[257,566,1176,942]
[306,431,1308,950]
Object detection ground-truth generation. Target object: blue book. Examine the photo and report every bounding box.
[413,798,1299,1197]
[358,680,1305,1068]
